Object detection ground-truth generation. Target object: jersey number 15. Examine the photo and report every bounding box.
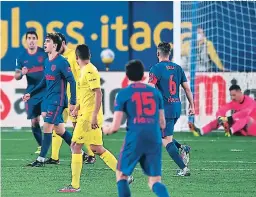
[132,92,156,116]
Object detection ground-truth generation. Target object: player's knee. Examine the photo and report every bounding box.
[31,118,40,127]
[116,170,128,182]
[90,145,105,155]
[148,176,161,190]
[71,143,83,154]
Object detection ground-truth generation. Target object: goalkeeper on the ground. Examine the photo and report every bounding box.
[189,85,256,137]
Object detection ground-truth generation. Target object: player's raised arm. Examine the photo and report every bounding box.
[61,60,76,105]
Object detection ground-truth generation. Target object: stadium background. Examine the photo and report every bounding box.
[1,1,256,129]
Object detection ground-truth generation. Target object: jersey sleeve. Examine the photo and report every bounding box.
[180,68,188,83]
[156,90,164,110]
[114,92,125,112]
[85,69,101,90]
[15,54,23,70]
[148,65,161,85]
[216,101,233,117]
[60,60,76,105]
[30,77,46,96]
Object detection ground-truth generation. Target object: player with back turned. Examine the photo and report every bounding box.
[149,42,194,176]
[103,60,170,197]
[23,33,76,167]
[14,30,48,154]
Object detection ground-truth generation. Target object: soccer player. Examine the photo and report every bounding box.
[23,33,76,167]
[102,60,170,197]
[189,85,256,136]
[45,33,95,165]
[58,44,133,192]
[14,30,47,154]
[148,42,194,176]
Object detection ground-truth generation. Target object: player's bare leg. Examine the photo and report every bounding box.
[162,136,190,176]
[58,142,82,193]
[31,116,42,154]
[148,176,170,197]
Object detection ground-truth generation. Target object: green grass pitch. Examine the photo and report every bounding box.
[1,130,256,197]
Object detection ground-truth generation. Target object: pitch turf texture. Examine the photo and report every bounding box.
[2,129,256,197]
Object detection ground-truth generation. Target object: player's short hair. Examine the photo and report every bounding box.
[75,44,91,60]
[157,42,171,57]
[125,60,144,82]
[26,31,38,39]
[46,33,62,52]
[56,32,67,44]
[229,84,241,91]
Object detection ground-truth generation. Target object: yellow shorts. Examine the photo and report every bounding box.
[63,108,77,123]
[72,116,103,145]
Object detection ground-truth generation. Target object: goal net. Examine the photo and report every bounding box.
[178,1,256,130]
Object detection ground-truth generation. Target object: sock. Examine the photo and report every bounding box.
[51,130,63,160]
[173,139,181,149]
[71,153,83,189]
[39,133,52,158]
[166,142,186,169]
[117,180,131,197]
[202,119,219,134]
[152,182,170,197]
[84,143,95,157]
[61,130,72,146]
[100,150,117,172]
[246,121,256,136]
[31,125,42,146]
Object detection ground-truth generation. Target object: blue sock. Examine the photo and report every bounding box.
[61,130,72,146]
[39,133,52,158]
[173,139,181,149]
[31,124,42,146]
[152,182,170,197]
[166,142,186,169]
[117,179,131,197]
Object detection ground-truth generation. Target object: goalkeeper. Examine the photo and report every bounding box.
[189,85,256,136]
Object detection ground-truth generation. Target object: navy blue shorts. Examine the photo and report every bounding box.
[162,118,178,137]
[117,140,162,177]
[44,104,64,126]
[25,101,44,119]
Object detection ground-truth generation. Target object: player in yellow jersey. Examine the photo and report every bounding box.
[58,44,133,192]
[45,33,95,165]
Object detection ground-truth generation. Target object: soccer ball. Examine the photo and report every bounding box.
[100,49,115,64]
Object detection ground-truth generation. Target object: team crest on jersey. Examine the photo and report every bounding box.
[67,67,71,72]
[38,56,44,63]
[51,65,56,71]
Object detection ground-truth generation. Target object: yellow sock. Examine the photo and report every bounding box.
[84,143,95,157]
[100,150,117,172]
[51,130,63,160]
[71,153,83,189]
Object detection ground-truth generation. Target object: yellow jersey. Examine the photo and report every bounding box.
[77,63,103,122]
[62,47,80,100]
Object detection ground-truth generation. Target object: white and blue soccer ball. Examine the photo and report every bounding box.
[100,49,115,64]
